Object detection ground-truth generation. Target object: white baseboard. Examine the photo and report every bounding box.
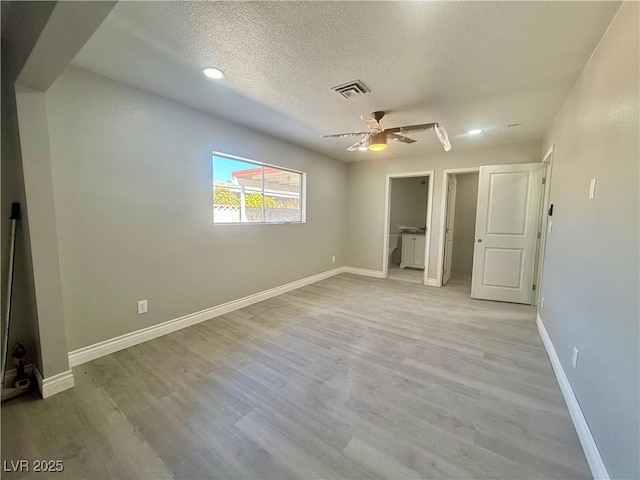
[68,267,346,367]
[426,278,440,287]
[3,363,74,399]
[34,366,75,399]
[342,267,385,278]
[536,314,610,480]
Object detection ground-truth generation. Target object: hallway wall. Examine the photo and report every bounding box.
[540,3,638,477]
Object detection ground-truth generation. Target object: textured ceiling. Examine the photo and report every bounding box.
[72,1,621,161]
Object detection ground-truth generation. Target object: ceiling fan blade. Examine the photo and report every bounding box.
[321,131,370,138]
[388,133,417,144]
[361,115,381,132]
[347,135,370,151]
[434,123,452,151]
[384,123,438,135]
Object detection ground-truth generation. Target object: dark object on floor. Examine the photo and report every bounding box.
[12,343,30,392]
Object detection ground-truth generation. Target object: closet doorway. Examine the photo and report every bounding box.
[382,171,434,285]
[438,163,545,304]
[438,168,480,287]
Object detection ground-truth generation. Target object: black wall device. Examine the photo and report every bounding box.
[548,204,554,216]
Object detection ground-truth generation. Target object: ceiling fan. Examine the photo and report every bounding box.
[321,111,452,152]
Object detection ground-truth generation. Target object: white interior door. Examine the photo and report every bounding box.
[471,163,543,304]
[442,175,457,285]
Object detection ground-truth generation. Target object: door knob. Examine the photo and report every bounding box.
[477,239,483,243]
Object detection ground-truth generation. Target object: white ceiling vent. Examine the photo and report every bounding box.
[331,80,370,99]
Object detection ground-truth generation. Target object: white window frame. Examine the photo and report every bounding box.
[212,151,306,225]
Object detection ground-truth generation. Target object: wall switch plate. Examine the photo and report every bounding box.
[589,178,597,199]
[137,299,148,315]
[540,296,545,310]
[571,347,579,369]
[331,256,336,263]
[547,220,553,233]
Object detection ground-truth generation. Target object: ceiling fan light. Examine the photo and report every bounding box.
[368,132,387,151]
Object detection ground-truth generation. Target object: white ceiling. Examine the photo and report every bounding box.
[72,1,621,162]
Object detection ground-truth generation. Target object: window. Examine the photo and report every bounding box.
[212,152,304,224]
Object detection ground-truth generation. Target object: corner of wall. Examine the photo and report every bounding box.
[14,86,70,379]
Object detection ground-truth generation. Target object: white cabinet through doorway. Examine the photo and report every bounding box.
[401,234,425,269]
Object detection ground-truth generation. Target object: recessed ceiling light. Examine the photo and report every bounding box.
[468,129,483,135]
[202,67,225,79]
[358,146,368,151]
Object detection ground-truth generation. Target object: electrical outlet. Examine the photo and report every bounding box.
[571,347,579,369]
[540,296,545,310]
[589,178,597,199]
[331,255,336,263]
[137,299,148,315]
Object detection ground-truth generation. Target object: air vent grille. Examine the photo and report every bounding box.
[331,80,370,99]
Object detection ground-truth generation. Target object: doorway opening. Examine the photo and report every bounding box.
[382,171,434,285]
[440,170,479,290]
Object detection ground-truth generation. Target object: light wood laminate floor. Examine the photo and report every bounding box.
[387,265,424,284]
[1,274,590,479]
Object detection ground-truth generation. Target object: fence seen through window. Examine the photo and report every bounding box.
[212,153,304,224]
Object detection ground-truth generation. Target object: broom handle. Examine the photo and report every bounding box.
[2,203,20,385]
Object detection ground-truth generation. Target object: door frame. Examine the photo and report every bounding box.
[533,145,554,306]
[442,174,458,285]
[436,167,480,286]
[382,171,434,285]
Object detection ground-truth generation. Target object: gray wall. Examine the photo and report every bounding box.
[389,177,428,234]
[346,140,541,278]
[2,0,116,383]
[1,1,58,375]
[540,3,639,478]
[45,66,347,351]
[451,172,478,276]
[1,54,41,373]
[14,86,72,378]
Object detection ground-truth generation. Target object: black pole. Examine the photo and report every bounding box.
[2,203,21,388]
